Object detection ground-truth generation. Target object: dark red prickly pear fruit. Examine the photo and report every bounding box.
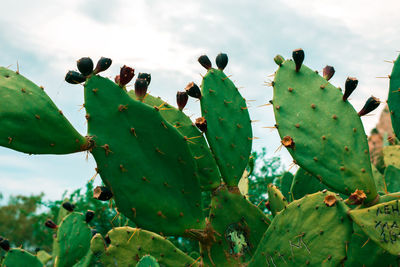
[65,71,86,84]
[45,219,58,229]
[114,75,120,84]
[0,239,10,251]
[176,91,188,111]
[119,65,135,86]
[198,55,212,70]
[134,78,148,99]
[195,117,207,132]
[343,77,358,101]
[85,210,95,223]
[185,82,202,99]
[62,201,75,212]
[94,57,112,74]
[358,96,380,116]
[216,53,228,70]
[93,186,113,201]
[292,49,304,72]
[137,73,151,85]
[77,57,94,76]
[323,65,335,81]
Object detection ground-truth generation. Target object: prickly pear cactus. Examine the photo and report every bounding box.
[290,168,326,200]
[1,248,43,267]
[83,74,205,235]
[199,54,252,186]
[388,53,400,138]
[275,171,293,201]
[266,184,288,216]
[249,191,352,266]
[90,227,197,266]
[349,199,400,256]
[54,212,92,267]
[383,145,400,168]
[345,223,398,266]
[272,52,377,203]
[128,92,221,191]
[372,164,386,194]
[197,186,270,267]
[0,67,89,154]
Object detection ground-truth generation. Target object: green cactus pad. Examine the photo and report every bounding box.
[200,68,252,186]
[128,91,221,191]
[0,67,88,154]
[267,184,288,216]
[384,165,400,193]
[372,164,386,194]
[388,54,400,138]
[383,145,400,168]
[136,255,160,267]
[249,191,352,266]
[290,168,326,200]
[84,75,205,235]
[54,212,92,267]
[1,248,43,267]
[275,172,293,201]
[200,186,270,267]
[349,199,400,256]
[345,223,398,266]
[92,227,197,266]
[272,58,377,202]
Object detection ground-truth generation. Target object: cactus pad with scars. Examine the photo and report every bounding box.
[349,199,400,256]
[0,67,88,154]
[267,184,288,216]
[372,164,386,195]
[1,248,43,267]
[54,212,92,267]
[272,56,377,202]
[90,227,197,266]
[128,91,221,190]
[345,223,398,266]
[200,56,252,186]
[200,186,270,267]
[388,54,400,138]
[249,191,352,266]
[84,75,204,235]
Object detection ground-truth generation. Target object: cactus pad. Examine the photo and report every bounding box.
[272,57,377,202]
[349,199,400,256]
[200,62,252,186]
[267,184,288,216]
[0,67,88,154]
[84,75,204,235]
[388,54,400,138]
[1,249,43,267]
[249,191,352,266]
[384,165,400,193]
[136,255,160,267]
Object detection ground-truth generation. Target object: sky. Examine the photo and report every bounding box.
[0,0,399,202]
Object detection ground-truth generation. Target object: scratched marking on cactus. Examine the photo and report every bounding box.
[374,200,400,244]
[264,235,309,266]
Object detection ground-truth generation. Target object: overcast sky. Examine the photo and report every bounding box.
[0,0,399,201]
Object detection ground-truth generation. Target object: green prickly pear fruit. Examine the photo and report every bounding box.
[185,82,202,99]
[77,57,94,76]
[216,53,228,70]
[93,57,112,74]
[65,71,86,84]
[273,55,285,66]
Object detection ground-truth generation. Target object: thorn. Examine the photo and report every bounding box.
[16,61,19,74]
[274,144,283,153]
[88,171,98,183]
[248,137,259,140]
[384,60,394,63]
[222,75,232,81]
[194,155,205,160]
[127,228,139,243]
[258,103,272,107]
[376,75,390,79]
[361,238,370,248]
[251,120,260,123]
